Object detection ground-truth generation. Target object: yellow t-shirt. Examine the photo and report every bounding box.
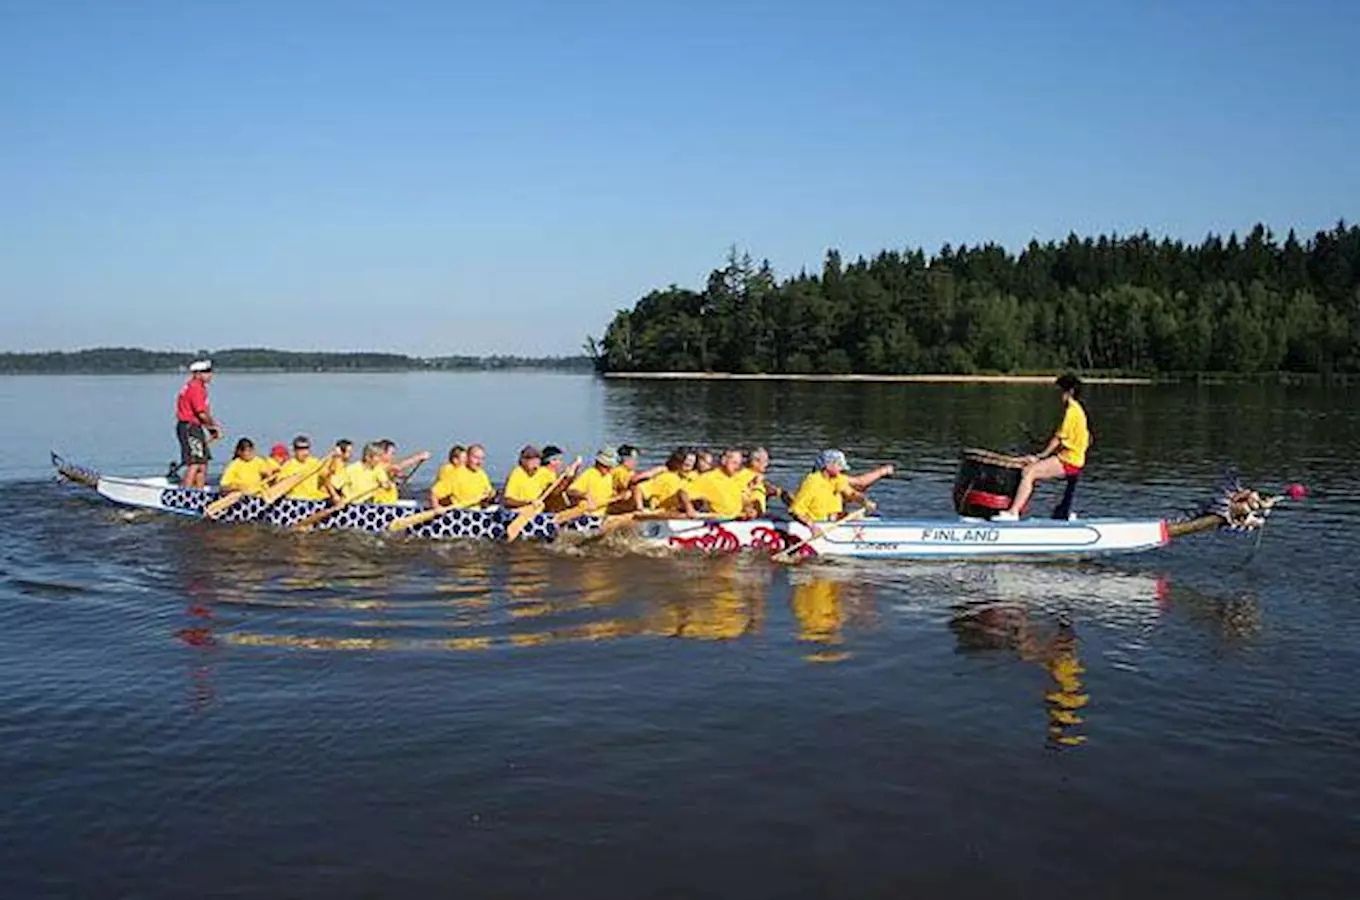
[790,471,851,522]
[568,466,615,507]
[610,465,636,493]
[690,469,747,519]
[433,466,495,509]
[326,461,351,498]
[734,468,767,515]
[504,466,558,505]
[343,461,393,501]
[219,457,276,494]
[435,462,458,482]
[641,470,686,512]
[279,457,330,501]
[372,466,400,504]
[1056,399,1090,468]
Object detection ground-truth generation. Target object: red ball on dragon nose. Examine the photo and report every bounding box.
[1285,483,1308,500]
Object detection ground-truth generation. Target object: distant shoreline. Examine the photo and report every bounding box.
[0,348,593,376]
[0,366,591,376]
[603,371,1157,385]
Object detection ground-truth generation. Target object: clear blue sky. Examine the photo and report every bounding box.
[3,0,1356,356]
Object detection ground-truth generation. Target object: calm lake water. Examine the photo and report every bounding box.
[2,372,1357,898]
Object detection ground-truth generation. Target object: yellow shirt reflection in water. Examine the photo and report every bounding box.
[676,586,751,640]
[670,556,761,640]
[574,562,624,608]
[1044,630,1089,747]
[791,578,845,645]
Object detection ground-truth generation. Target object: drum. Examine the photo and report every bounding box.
[953,449,1027,518]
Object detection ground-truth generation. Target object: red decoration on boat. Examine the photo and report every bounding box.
[668,523,741,552]
[749,526,814,556]
[748,526,783,550]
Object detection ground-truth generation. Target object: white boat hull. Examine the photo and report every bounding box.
[633,517,1169,560]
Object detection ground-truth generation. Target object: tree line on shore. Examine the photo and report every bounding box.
[0,348,593,374]
[587,223,1360,377]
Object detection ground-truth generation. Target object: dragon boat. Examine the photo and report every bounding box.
[51,453,1296,562]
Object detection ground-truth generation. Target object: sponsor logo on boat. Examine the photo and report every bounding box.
[921,527,1001,543]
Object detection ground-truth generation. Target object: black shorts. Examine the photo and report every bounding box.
[176,421,211,465]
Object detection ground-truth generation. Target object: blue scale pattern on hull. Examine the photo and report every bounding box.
[157,487,597,541]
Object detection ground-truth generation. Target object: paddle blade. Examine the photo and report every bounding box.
[504,504,544,542]
[387,506,446,533]
[599,512,639,534]
[203,491,246,519]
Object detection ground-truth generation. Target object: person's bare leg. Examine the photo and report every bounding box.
[1007,456,1065,515]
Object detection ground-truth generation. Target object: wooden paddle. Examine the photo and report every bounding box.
[260,452,339,504]
[771,505,872,564]
[202,488,249,519]
[596,511,643,534]
[292,484,385,533]
[505,469,575,543]
[205,452,338,519]
[552,491,630,526]
[204,469,284,519]
[391,462,499,533]
[386,499,472,534]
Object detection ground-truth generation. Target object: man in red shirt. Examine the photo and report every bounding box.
[175,360,221,488]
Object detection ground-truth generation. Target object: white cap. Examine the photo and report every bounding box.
[188,359,213,373]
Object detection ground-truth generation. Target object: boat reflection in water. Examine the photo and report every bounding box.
[171,530,1259,740]
[174,544,878,661]
[944,564,1177,749]
[950,602,1091,748]
[942,563,1261,748]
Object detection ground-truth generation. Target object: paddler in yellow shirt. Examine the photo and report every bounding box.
[734,447,789,517]
[567,448,623,512]
[430,443,496,509]
[323,439,354,502]
[538,445,580,512]
[996,374,1091,521]
[678,448,749,519]
[641,448,696,513]
[502,445,559,508]
[375,439,430,503]
[342,442,395,502]
[610,444,665,511]
[277,435,331,501]
[789,449,871,526]
[219,438,280,495]
[435,445,467,484]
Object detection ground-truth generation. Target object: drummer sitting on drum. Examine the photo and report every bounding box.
[995,374,1090,521]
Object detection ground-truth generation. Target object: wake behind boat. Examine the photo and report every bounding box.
[52,452,1299,562]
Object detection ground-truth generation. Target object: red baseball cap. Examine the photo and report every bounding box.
[270,443,289,461]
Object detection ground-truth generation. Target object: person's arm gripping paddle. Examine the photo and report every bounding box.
[260,451,339,505]
[505,470,574,542]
